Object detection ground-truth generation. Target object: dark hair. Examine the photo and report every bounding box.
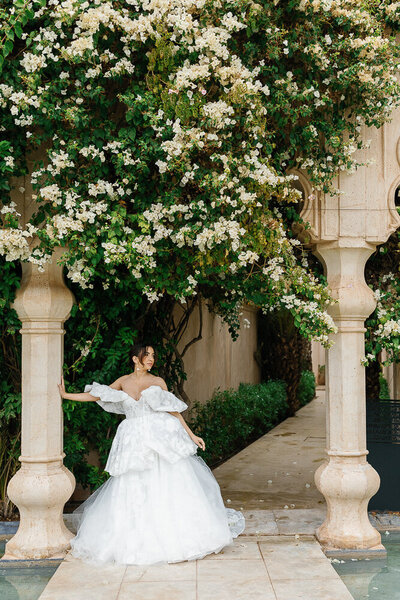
[129,342,156,370]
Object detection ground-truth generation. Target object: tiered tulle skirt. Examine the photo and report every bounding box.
[70,454,245,565]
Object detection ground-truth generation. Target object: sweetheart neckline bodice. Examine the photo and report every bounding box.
[120,384,163,403]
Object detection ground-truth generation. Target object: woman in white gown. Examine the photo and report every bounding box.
[58,342,245,565]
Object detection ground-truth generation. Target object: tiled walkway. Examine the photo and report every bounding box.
[38,390,355,600]
[39,536,353,600]
[214,389,327,511]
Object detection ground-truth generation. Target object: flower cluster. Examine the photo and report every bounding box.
[364,273,400,366]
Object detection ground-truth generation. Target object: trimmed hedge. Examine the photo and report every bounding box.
[297,370,316,407]
[189,381,288,468]
[379,374,390,400]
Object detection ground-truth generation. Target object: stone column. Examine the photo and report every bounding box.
[296,110,400,550]
[3,248,76,560]
[314,244,381,550]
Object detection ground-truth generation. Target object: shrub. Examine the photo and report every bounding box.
[258,310,313,416]
[189,381,287,468]
[379,374,390,400]
[297,370,316,407]
[0,391,20,519]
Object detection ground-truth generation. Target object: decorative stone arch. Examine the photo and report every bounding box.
[288,168,313,202]
[387,175,400,227]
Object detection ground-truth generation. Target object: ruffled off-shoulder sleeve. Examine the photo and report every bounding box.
[84,382,129,415]
[142,386,188,413]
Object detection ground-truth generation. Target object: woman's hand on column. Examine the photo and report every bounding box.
[58,375,67,399]
[58,376,98,402]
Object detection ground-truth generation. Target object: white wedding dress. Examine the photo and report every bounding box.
[69,383,245,565]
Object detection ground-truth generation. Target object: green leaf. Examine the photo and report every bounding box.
[14,23,23,38]
[2,39,13,57]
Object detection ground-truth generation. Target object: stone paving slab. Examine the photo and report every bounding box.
[240,510,279,535]
[39,554,126,600]
[240,507,326,536]
[38,536,353,600]
[273,507,326,535]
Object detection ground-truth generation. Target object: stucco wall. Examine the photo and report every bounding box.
[175,303,260,406]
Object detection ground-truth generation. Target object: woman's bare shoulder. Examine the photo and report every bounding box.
[110,374,131,390]
[152,376,168,391]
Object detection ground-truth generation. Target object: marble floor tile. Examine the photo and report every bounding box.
[259,536,326,556]
[197,559,276,600]
[273,508,326,535]
[40,588,119,600]
[259,540,339,581]
[118,580,196,600]
[272,577,355,600]
[198,557,268,580]
[203,540,261,560]
[124,560,196,582]
[39,559,126,600]
[243,510,279,535]
[197,578,276,600]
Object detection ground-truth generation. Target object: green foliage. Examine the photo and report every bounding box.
[0,390,20,519]
[364,233,400,368]
[0,256,21,517]
[297,370,316,407]
[362,0,400,28]
[0,0,35,73]
[189,381,288,467]
[379,374,390,400]
[0,259,20,396]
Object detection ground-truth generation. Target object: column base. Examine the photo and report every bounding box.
[322,546,386,561]
[315,456,381,550]
[3,463,75,560]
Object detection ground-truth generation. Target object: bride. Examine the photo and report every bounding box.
[58,342,245,565]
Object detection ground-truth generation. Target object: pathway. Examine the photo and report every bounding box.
[215,388,326,511]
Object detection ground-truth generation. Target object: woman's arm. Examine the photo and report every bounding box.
[158,377,206,450]
[58,375,99,402]
[169,411,206,451]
